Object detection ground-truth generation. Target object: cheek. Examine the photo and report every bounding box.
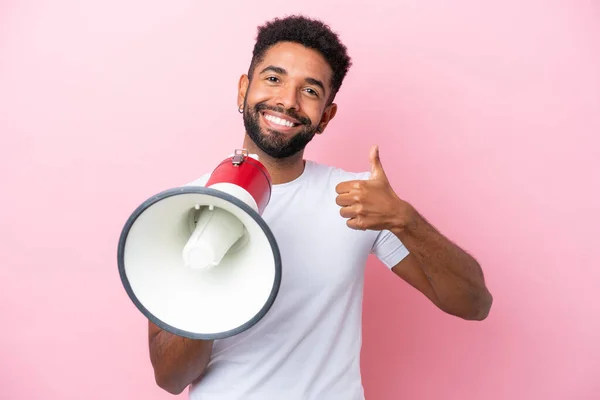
[246,83,272,103]
[304,107,325,126]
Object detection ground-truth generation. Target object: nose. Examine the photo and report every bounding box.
[275,84,300,111]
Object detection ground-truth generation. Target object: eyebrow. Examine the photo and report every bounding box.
[259,65,326,93]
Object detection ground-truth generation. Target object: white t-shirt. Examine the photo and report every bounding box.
[185,160,409,400]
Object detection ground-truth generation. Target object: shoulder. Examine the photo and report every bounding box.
[182,162,370,188]
[306,160,371,186]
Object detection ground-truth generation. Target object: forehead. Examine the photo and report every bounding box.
[256,42,333,86]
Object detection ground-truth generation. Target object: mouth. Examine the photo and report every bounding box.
[260,111,302,131]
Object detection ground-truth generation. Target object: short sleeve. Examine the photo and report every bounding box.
[371,229,410,269]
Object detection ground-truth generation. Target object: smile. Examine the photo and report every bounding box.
[261,111,301,129]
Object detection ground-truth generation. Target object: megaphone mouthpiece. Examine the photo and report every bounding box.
[182,205,246,271]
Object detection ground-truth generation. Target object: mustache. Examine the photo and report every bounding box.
[254,103,312,126]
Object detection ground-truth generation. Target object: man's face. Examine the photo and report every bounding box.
[238,41,337,159]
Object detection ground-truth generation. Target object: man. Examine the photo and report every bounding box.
[148,15,493,399]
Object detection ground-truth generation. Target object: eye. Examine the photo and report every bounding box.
[304,88,319,97]
[265,76,280,83]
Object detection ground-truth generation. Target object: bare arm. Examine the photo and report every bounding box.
[390,207,493,321]
[335,145,492,321]
[148,321,214,395]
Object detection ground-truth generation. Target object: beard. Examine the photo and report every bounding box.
[242,101,319,159]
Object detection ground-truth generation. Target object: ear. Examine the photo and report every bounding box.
[316,103,338,134]
[237,74,249,108]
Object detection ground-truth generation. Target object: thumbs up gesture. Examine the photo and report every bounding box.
[335,145,413,231]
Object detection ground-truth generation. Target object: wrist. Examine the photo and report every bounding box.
[390,201,419,237]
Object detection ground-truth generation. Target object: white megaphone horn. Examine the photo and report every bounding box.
[117,149,282,340]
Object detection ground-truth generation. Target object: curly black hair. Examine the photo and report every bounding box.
[248,15,352,103]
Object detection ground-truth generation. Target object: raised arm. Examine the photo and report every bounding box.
[389,212,492,320]
[335,145,492,320]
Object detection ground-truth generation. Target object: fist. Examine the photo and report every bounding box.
[335,145,409,231]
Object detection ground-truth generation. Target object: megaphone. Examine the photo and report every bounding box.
[117,149,282,340]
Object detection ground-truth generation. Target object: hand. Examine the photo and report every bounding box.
[335,145,412,231]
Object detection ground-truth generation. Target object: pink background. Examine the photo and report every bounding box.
[1,1,599,399]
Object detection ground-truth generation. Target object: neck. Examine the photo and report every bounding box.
[242,135,306,185]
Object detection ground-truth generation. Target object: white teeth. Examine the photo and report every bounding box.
[265,114,295,128]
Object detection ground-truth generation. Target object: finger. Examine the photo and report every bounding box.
[339,206,357,219]
[346,217,367,231]
[369,144,387,181]
[335,193,356,207]
[335,180,362,194]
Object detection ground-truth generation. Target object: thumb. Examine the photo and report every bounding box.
[369,144,387,180]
